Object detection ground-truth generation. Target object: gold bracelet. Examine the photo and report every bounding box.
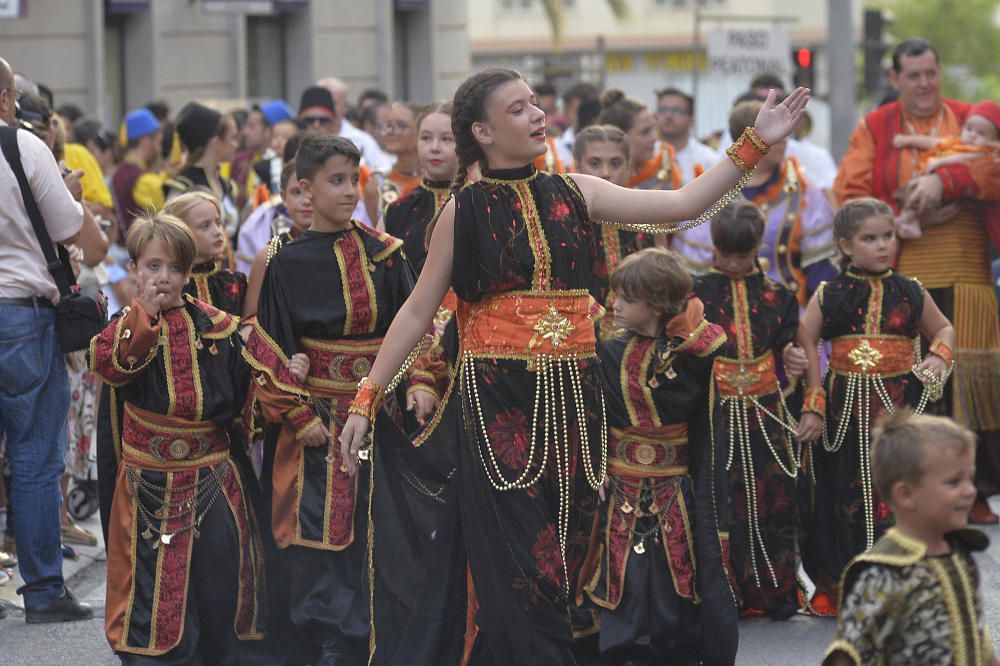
[726,127,771,172]
[928,339,955,367]
[803,386,827,417]
[348,376,384,420]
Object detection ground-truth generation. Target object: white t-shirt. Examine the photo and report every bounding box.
[555,126,576,171]
[339,121,395,172]
[0,121,84,303]
[670,138,721,184]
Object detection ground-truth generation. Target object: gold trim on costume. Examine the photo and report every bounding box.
[511,180,553,290]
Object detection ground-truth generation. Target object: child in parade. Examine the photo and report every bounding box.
[382,101,460,403]
[674,99,837,307]
[384,101,457,276]
[164,103,241,260]
[339,67,808,664]
[90,214,270,662]
[243,134,434,664]
[163,191,247,316]
[582,247,733,665]
[825,410,1000,666]
[364,102,424,226]
[892,100,1000,238]
[241,160,312,335]
[796,197,956,612]
[572,123,653,337]
[693,200,802,619]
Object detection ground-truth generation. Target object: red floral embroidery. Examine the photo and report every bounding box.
[549,198,571,220]
[885,303,912,334]
[487,408,530,469]
[531,524,565,591]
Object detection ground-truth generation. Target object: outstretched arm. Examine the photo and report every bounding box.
[575,88,810,225]
[339,199,455,473]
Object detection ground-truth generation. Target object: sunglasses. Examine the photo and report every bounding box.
[301,115,334,126]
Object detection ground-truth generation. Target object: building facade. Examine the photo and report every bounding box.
[469,0,863,149]
[0,0,469,124]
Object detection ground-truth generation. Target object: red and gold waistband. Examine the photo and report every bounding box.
[829,335,914,377]
[298,336,382,394]
[713,352,779,398]
[608,424,689,478]
[457,290,601,361]
[121,403,229,470]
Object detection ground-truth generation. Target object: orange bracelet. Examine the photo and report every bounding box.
[348,376,384,420]
[928,339,954,366]
[726,127,771,172]
[803,386,827,417]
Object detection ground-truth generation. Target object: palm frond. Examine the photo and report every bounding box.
[540,0,565,43]
[606,0,629,19]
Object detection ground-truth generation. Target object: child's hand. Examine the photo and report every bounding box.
[339,413,371,476]
[796,412,823,443]
[915,353,949,383]
[135,275,166,319]
[406,390,438,423]
[299,421,330,448]
[782,344,809,380]
[752,87,810,146]
[286,353,310,384]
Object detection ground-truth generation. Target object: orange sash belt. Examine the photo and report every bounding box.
[713,352,779,398]
[121,403,229,471]
[457,290,601,361]
[298,336,382,394]
[829,335,914,377]
[608,424,689,478]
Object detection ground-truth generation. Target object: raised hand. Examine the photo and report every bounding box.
[753,87,810,146]
[135,274,165,319]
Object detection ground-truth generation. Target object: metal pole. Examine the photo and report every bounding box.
[827,0,856,161]
[691,9,700,104]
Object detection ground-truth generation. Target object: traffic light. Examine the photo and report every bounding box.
[792,47,815,89]
[864,9,891,94]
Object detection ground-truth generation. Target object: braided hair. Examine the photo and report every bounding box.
[449,68,523,196]
[425,68,524,242]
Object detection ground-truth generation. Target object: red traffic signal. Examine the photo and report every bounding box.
[796,47,813,69]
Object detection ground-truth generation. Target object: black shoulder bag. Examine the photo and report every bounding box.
[0,126,107,352]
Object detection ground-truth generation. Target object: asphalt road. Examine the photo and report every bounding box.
[2,508,1000,664]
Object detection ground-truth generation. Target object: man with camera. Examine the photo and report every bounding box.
[0,56,105,623]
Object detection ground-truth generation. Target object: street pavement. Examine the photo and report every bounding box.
[2,503,1000,664]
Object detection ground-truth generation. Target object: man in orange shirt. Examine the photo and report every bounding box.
[834,38,1000,523]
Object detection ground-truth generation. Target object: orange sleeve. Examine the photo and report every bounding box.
[967,153,1000,201]
[88,300,161,386]
[833,119,877,206]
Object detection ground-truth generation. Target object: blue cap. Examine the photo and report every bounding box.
[257,99,294,126]
[124,108,160,141]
